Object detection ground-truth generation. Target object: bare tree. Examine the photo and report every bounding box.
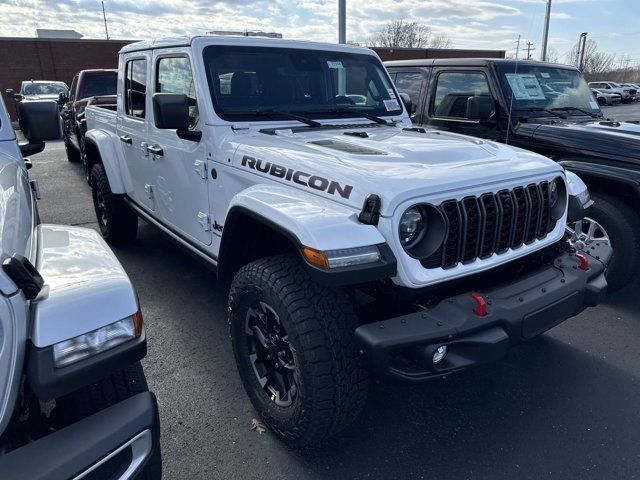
[370,18,452,49]
[545,46,561,64]
[568,38,615,80]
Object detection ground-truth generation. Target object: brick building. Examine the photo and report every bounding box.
[0,37,131,119]
[0,37,504,120]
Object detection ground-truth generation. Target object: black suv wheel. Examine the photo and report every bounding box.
[229,254,368,446]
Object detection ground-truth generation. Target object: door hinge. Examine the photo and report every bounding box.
[144,184,154,199]
[194,160,207,179]
[197,212,211,231]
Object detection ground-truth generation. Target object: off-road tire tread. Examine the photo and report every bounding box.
[229,254,368,446]
[589,192,640,290]
[91,163,137,244]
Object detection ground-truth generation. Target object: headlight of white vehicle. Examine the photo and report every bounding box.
[399,207,427,248]
[53,312,142,368]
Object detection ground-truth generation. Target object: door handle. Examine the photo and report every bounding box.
[119,135,132,145]
[146,145,164,156]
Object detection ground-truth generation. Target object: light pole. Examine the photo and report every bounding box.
[338,0,346,44]
[540,0,552,61]
[101,1,109,40]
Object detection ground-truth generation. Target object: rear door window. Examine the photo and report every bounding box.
[125,59,148,119]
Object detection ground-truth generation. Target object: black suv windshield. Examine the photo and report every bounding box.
[202,45,403,122]
[22,82,67,96]
[495,64,601,116]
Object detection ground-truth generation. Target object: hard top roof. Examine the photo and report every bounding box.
[119,34,375,55]
[384,58,578,70]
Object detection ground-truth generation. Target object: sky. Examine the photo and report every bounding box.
[0,0,638,66]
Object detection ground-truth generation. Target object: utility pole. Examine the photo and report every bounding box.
[101,1,109,40]
[540,0,552,61]
[525,42,535,60]
[338,0,346,44]
[578,32,587,71]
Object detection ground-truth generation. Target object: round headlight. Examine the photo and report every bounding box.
[399,207,426,248]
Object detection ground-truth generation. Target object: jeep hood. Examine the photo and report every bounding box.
[231,125,563,216]
[524,119,640,166]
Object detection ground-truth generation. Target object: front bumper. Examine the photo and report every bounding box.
[355,244,611,382]
[0,392,159,480]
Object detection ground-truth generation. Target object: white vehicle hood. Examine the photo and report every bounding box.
[232,124,563,216]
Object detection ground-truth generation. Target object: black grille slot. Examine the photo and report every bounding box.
[441,200,462,268]
[421,181,556,269]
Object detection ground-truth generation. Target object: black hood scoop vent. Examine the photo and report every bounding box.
[308,139,387,155]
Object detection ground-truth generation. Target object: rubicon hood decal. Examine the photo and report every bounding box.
[241,155,354,199]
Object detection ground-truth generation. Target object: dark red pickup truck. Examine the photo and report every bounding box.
[60,69,117,178]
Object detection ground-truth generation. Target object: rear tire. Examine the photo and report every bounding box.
[597,97,606,106]
[588,193,640,291]
[55,363,162,480]
[229,254,368,446]
[91,163,137,244]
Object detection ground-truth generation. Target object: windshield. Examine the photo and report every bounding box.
[22,82,67,96]
[80,73,117,99]
[495,64,601,115]
[202,45,402,122]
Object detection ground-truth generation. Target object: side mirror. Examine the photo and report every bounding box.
[19,142,45,157]
[399,92,417,115]
[466,96,493,121]
[152,93,201,142]
[18,100,63,142]
[5,89,21,100]
[58,92,69,104]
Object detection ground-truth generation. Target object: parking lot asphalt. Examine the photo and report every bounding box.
[31,139,640,480]
[602,100,640,121]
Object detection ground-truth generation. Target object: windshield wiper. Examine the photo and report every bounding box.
[550,107,600,118]
[221,109,322,128]
[304,108,393,125]
[518,107,567,119]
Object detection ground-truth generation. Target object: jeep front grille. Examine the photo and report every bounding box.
[421,181,557,269]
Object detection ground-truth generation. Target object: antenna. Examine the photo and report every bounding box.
[505,35,521,146]
[101,1,109,40]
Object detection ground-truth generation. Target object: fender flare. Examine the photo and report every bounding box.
[84,129,127,194]
[559,159,640,199]
[219,184,395,285]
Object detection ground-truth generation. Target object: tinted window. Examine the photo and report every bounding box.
[203,45,402,122]
[125,59,147,118]
[156,57,199,129]
[433,71,491,119]
[80,73,117,99]
[394,71,424,121]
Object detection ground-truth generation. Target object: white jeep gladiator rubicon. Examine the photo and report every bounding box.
[84,35,611,445]
[0,98,161,478]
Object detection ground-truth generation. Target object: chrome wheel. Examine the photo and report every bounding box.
[566,217,610,250]
[245,301,298,407]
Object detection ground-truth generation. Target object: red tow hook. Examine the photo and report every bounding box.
[471,292,487,317]
[575,253,589,271]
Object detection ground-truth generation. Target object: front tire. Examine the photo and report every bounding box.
[63,133,80,162]
[91,163,138,244]
[588,193,640,291]
[54,363,162,480]
[229,254,368,446]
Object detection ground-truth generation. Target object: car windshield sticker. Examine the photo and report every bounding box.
[327,61,344,69]
[540,72,551,78]
[590,100,599,110]
[505,73,546,100]
[383,99,400,111]
[387,88,396,98]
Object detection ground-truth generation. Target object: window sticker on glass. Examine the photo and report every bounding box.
[327,61,344,69]
[590,100,599,110]
[540,72,551,78]
[387,88,395,98]
[505,73,546,100]
[383,99,400,111]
